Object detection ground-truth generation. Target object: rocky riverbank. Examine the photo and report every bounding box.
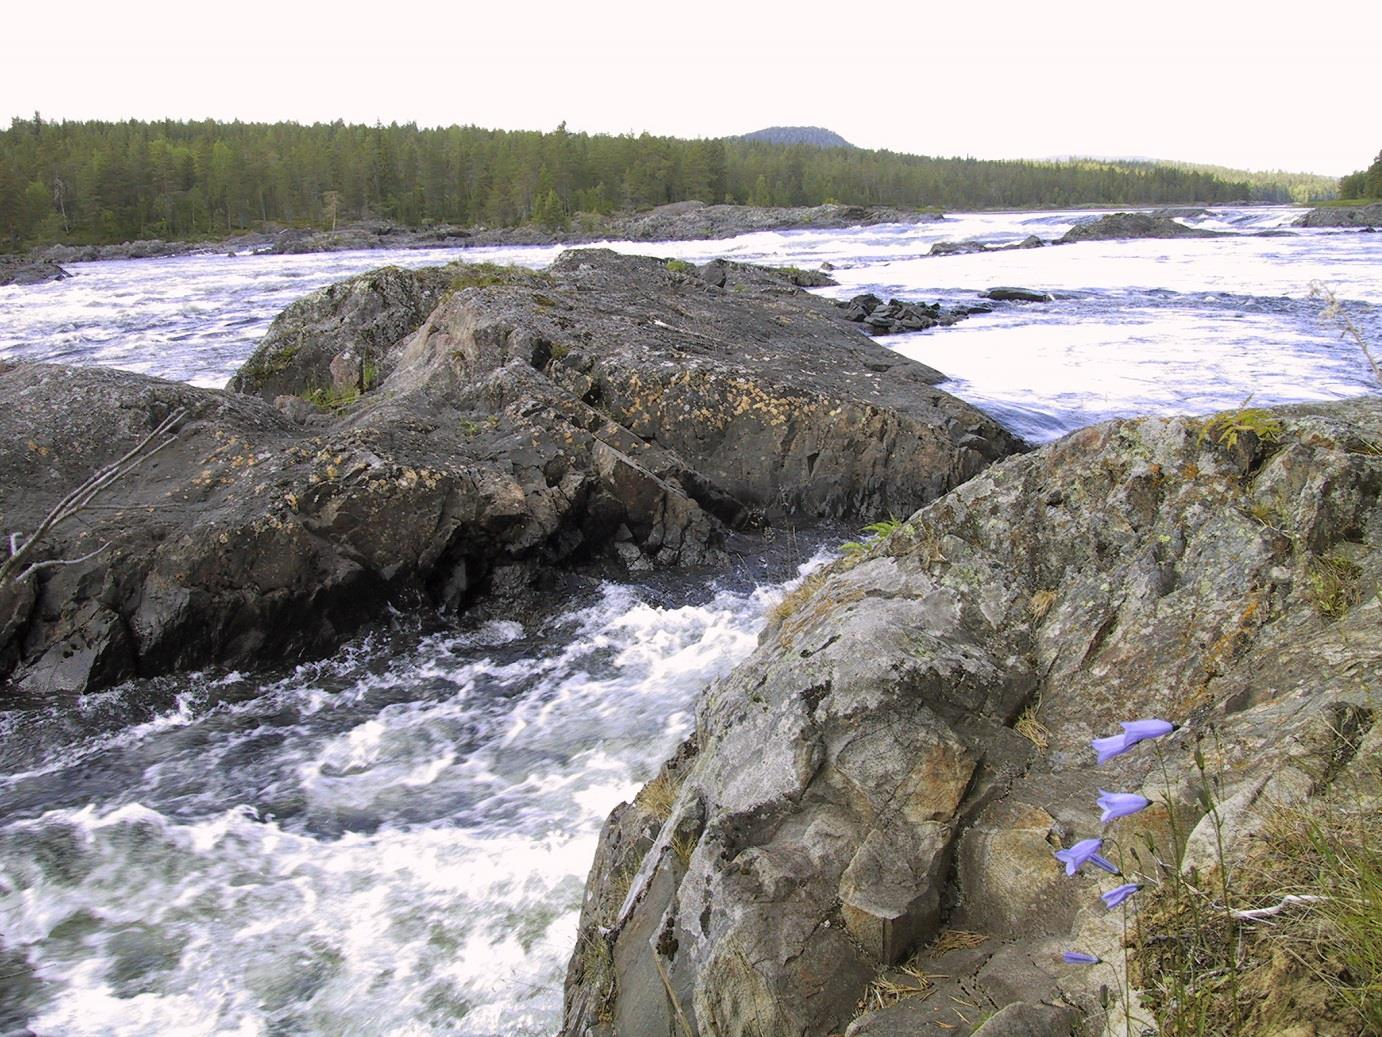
[21,203,941,267]
[0,250,1019,698]
[561,397,1381,1037]
[1293,203,1382,228]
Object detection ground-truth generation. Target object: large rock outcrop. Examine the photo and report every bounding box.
[0,251,1019,698]
[562,398,1381,1037]
[1059,212,1224,243]
[228,263,463,400]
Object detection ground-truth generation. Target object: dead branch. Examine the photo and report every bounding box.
[0,407,186,586]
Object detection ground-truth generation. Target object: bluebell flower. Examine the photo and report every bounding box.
[1091,719,1177,763]
[1054,837,1106,876]
[1098,789,1151,824]
[1062,951,1102,965]
[1101,882,1143,909]
[1088,852,1122,876]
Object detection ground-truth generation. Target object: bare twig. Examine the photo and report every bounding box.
[1,407,186,586]
[1230,894,1325,922]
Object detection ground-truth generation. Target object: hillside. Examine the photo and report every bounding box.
[737,125,854,149]
[2,116,1258,251]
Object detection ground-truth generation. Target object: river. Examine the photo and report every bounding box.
[0,207,1377,1035]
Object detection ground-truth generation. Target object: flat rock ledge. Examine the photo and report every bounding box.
[0,250,1019,698]
[562,397,1382,1037]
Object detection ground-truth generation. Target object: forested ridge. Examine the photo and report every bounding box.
[0,115,1297,250]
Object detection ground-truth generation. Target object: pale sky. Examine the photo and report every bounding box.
[5,0,1377,176]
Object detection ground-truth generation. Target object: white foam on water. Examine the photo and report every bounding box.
[1,557,830,1035]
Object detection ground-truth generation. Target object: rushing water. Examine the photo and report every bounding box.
[0,208,1378,1035]
[2,206,1378,444]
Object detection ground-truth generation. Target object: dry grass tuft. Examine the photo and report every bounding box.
[1014,705,1051,751]
[638,768,682,822]
[1305,554,1362,619]
[1028,588,1057,621]
[929,929,989,954]
[767,569,828,628]
[859,961,940,1012]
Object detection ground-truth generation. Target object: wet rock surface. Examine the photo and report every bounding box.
[0,250,1019,698]
[834,293,992,336]
[562,398,1382,1037]
[0,257,72,286]
[982,287,1052,303]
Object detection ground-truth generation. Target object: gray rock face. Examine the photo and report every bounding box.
[562,398,1382,1036]
[228,264,461,400]
[1293,203,1382,228]
[0,250,1019,697]
[1059,212,1224,242]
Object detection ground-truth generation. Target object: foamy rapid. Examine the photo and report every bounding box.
[0,559,829,1036]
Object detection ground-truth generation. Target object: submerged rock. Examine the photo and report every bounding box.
[0,250,1020,697]
[1059,212,1225,242]
[835,294,973,336]
[562,398,1382,1036]
[983,286,1053,303]
[0,257,72,286]
[929,240,990,256]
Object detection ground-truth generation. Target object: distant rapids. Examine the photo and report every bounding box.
[2,205,1377,444]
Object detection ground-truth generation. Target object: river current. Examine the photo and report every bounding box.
[0,208,1377,1035]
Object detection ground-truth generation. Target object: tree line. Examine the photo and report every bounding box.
[0,115,1294,250]
[1339,150,1382,199]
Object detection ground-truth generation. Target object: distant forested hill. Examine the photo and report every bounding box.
[737,126,854,149]
[1,116,1264,250]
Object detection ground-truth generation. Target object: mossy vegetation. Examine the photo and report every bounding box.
[1305,554,1362,619]
[445,262,545,293]
[1195,408,1284,451]
[840,517,904,554]
[302,384,360,411]
[664,258,696,275]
